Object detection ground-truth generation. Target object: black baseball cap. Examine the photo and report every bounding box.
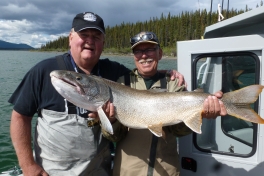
[72,12,105,34]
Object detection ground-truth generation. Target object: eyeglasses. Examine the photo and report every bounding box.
[133,47,158,57]
[130,33,156,45]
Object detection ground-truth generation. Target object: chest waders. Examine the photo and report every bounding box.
[33,55,111,176]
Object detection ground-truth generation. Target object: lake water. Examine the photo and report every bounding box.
[0,50,177,172]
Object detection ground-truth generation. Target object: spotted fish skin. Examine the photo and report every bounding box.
[50,70,264,137]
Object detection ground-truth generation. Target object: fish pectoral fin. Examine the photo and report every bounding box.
[148,123,163,137]
[97,106,114,134]
[183,112,202,134]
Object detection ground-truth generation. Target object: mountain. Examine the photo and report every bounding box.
[0,40,34,50]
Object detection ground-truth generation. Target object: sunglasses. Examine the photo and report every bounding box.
[133,47,159,57]
[130,32,158,45]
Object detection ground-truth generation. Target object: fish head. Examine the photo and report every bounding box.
[50,70,110,111]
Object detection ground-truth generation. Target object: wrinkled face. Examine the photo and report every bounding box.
[69,28,105,66]
[132,43,162,77]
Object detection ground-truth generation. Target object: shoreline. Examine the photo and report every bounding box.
[28,50,177,60]
[101,52,177,60]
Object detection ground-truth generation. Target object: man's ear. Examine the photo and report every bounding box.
[158,48,163,60]
[69,33,73,47]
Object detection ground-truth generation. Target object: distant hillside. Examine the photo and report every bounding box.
[0,40,34,50]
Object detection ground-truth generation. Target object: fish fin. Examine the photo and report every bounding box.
[222,85,264,124]
[148,89,168,93]
[232,70,244,85]
[148,123,163,137]
[183,112,202,134]
[161,130,167,142]
[193,88,204,93]
[97,106,114,134]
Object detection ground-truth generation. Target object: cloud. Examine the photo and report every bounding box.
[0,0,260,48]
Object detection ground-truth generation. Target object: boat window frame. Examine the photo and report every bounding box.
[191,51,260,158]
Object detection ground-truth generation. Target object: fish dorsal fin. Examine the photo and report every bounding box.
[148,89,168,93]
[148,123,163,137]
[193,88,204,93]
[97,106,113,134]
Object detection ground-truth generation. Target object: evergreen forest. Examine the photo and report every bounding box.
[40,2,263,56]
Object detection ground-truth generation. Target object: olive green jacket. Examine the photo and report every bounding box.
[103,69,192,176]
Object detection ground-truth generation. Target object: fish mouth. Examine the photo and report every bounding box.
[138,58,153,65]
[51,72,86,95]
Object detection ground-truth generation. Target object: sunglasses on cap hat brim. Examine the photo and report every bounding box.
[130,32,159,45]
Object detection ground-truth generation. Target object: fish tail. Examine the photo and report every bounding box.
[222,85,264,124]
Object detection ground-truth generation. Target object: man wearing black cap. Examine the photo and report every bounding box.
[9,11,127,176]
[103,31,226,176]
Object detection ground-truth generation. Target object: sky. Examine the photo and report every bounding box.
[0,0,261,48]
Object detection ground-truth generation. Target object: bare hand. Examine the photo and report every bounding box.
[22,163,48,176]
[202,91,227,119]
[88,101,116,123]
[168,70,187,88]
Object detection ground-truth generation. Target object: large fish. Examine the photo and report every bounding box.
[50,70,264,137]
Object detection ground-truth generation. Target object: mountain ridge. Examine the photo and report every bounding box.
[0,40,34,50]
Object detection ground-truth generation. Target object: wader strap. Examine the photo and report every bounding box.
[37,111,42,117]
[147,135,158,176]
[38,55,73,117]
[56,55,67,70]
[160,76,168,89]
[54,55,79,115]
[124,73,130,87]
[147,73,167,175]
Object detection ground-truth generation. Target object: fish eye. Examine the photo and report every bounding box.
[76,76,82,81]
